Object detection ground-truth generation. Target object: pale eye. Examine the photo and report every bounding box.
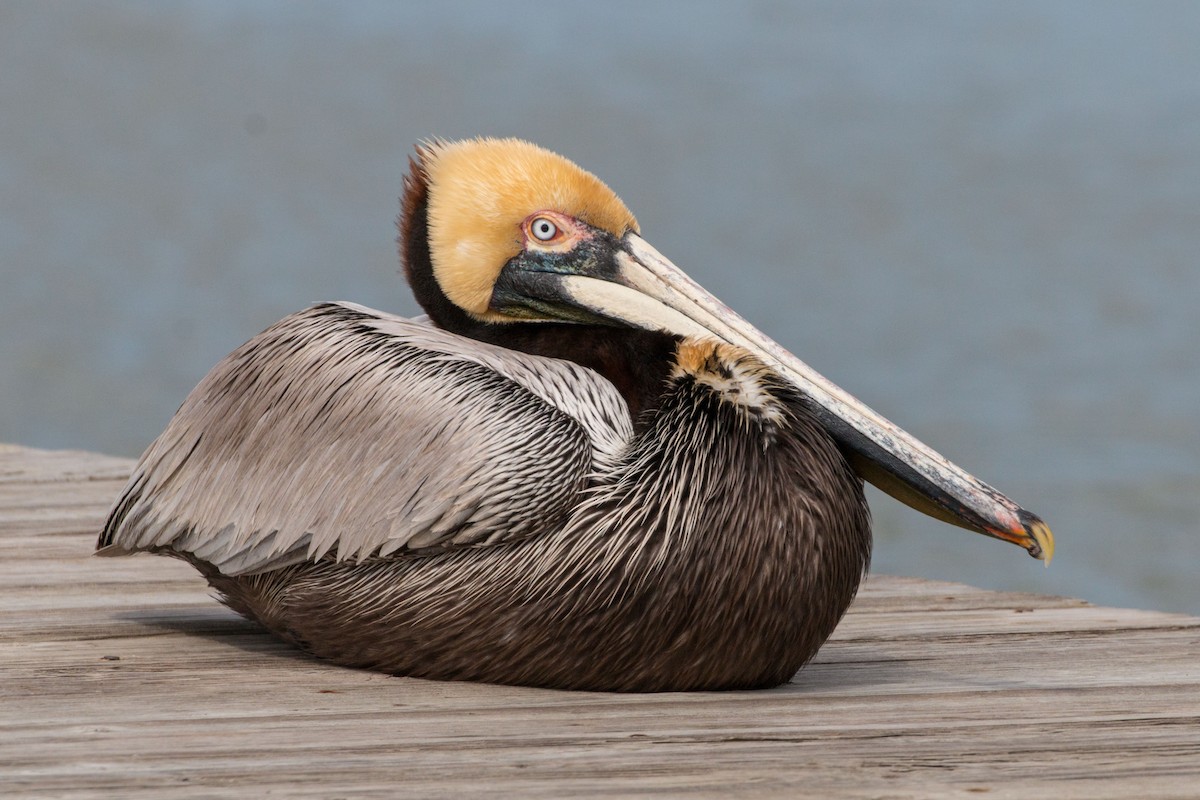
[530,217,559,242]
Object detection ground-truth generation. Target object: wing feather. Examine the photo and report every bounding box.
[98,303,632,576]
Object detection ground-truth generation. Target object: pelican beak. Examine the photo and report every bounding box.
[549,232,1054,562]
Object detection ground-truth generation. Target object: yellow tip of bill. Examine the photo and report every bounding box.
[1029,520,1055,565]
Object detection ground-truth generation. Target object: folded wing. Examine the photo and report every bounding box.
[98,303,631,576]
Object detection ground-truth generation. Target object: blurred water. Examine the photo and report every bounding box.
[2,1,1197,614]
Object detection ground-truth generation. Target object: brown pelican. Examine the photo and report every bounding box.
[97,138,1053,692]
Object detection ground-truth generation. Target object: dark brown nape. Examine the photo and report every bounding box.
[398,150,480,337]
[398,151,678,421]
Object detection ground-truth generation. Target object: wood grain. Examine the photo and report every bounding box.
[2,443,1197,799]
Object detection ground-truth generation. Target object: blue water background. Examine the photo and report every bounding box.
[2,1,1197,613]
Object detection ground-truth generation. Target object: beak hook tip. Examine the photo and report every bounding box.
[1020,511,1055,565]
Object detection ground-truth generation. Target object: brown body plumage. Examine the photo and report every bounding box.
[202,339,868,691]
[98,138,1051,692]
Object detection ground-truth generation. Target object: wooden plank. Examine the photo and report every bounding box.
[1,443,1197,799]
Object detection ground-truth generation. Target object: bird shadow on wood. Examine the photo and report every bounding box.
[112,607,319,665]
[789,638,1036,694]
[784,643,938,695]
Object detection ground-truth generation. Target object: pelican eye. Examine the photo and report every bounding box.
[530,217,559,242]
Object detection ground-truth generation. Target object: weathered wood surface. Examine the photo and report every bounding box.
[1,443,1197,799]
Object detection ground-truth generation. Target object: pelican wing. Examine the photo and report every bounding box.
[98,303,632,576]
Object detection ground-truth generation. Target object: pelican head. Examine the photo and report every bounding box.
[402,137,1052,561]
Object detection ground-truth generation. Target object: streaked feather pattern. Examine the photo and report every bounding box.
[181,339,870,690]
[98,302,631,575]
